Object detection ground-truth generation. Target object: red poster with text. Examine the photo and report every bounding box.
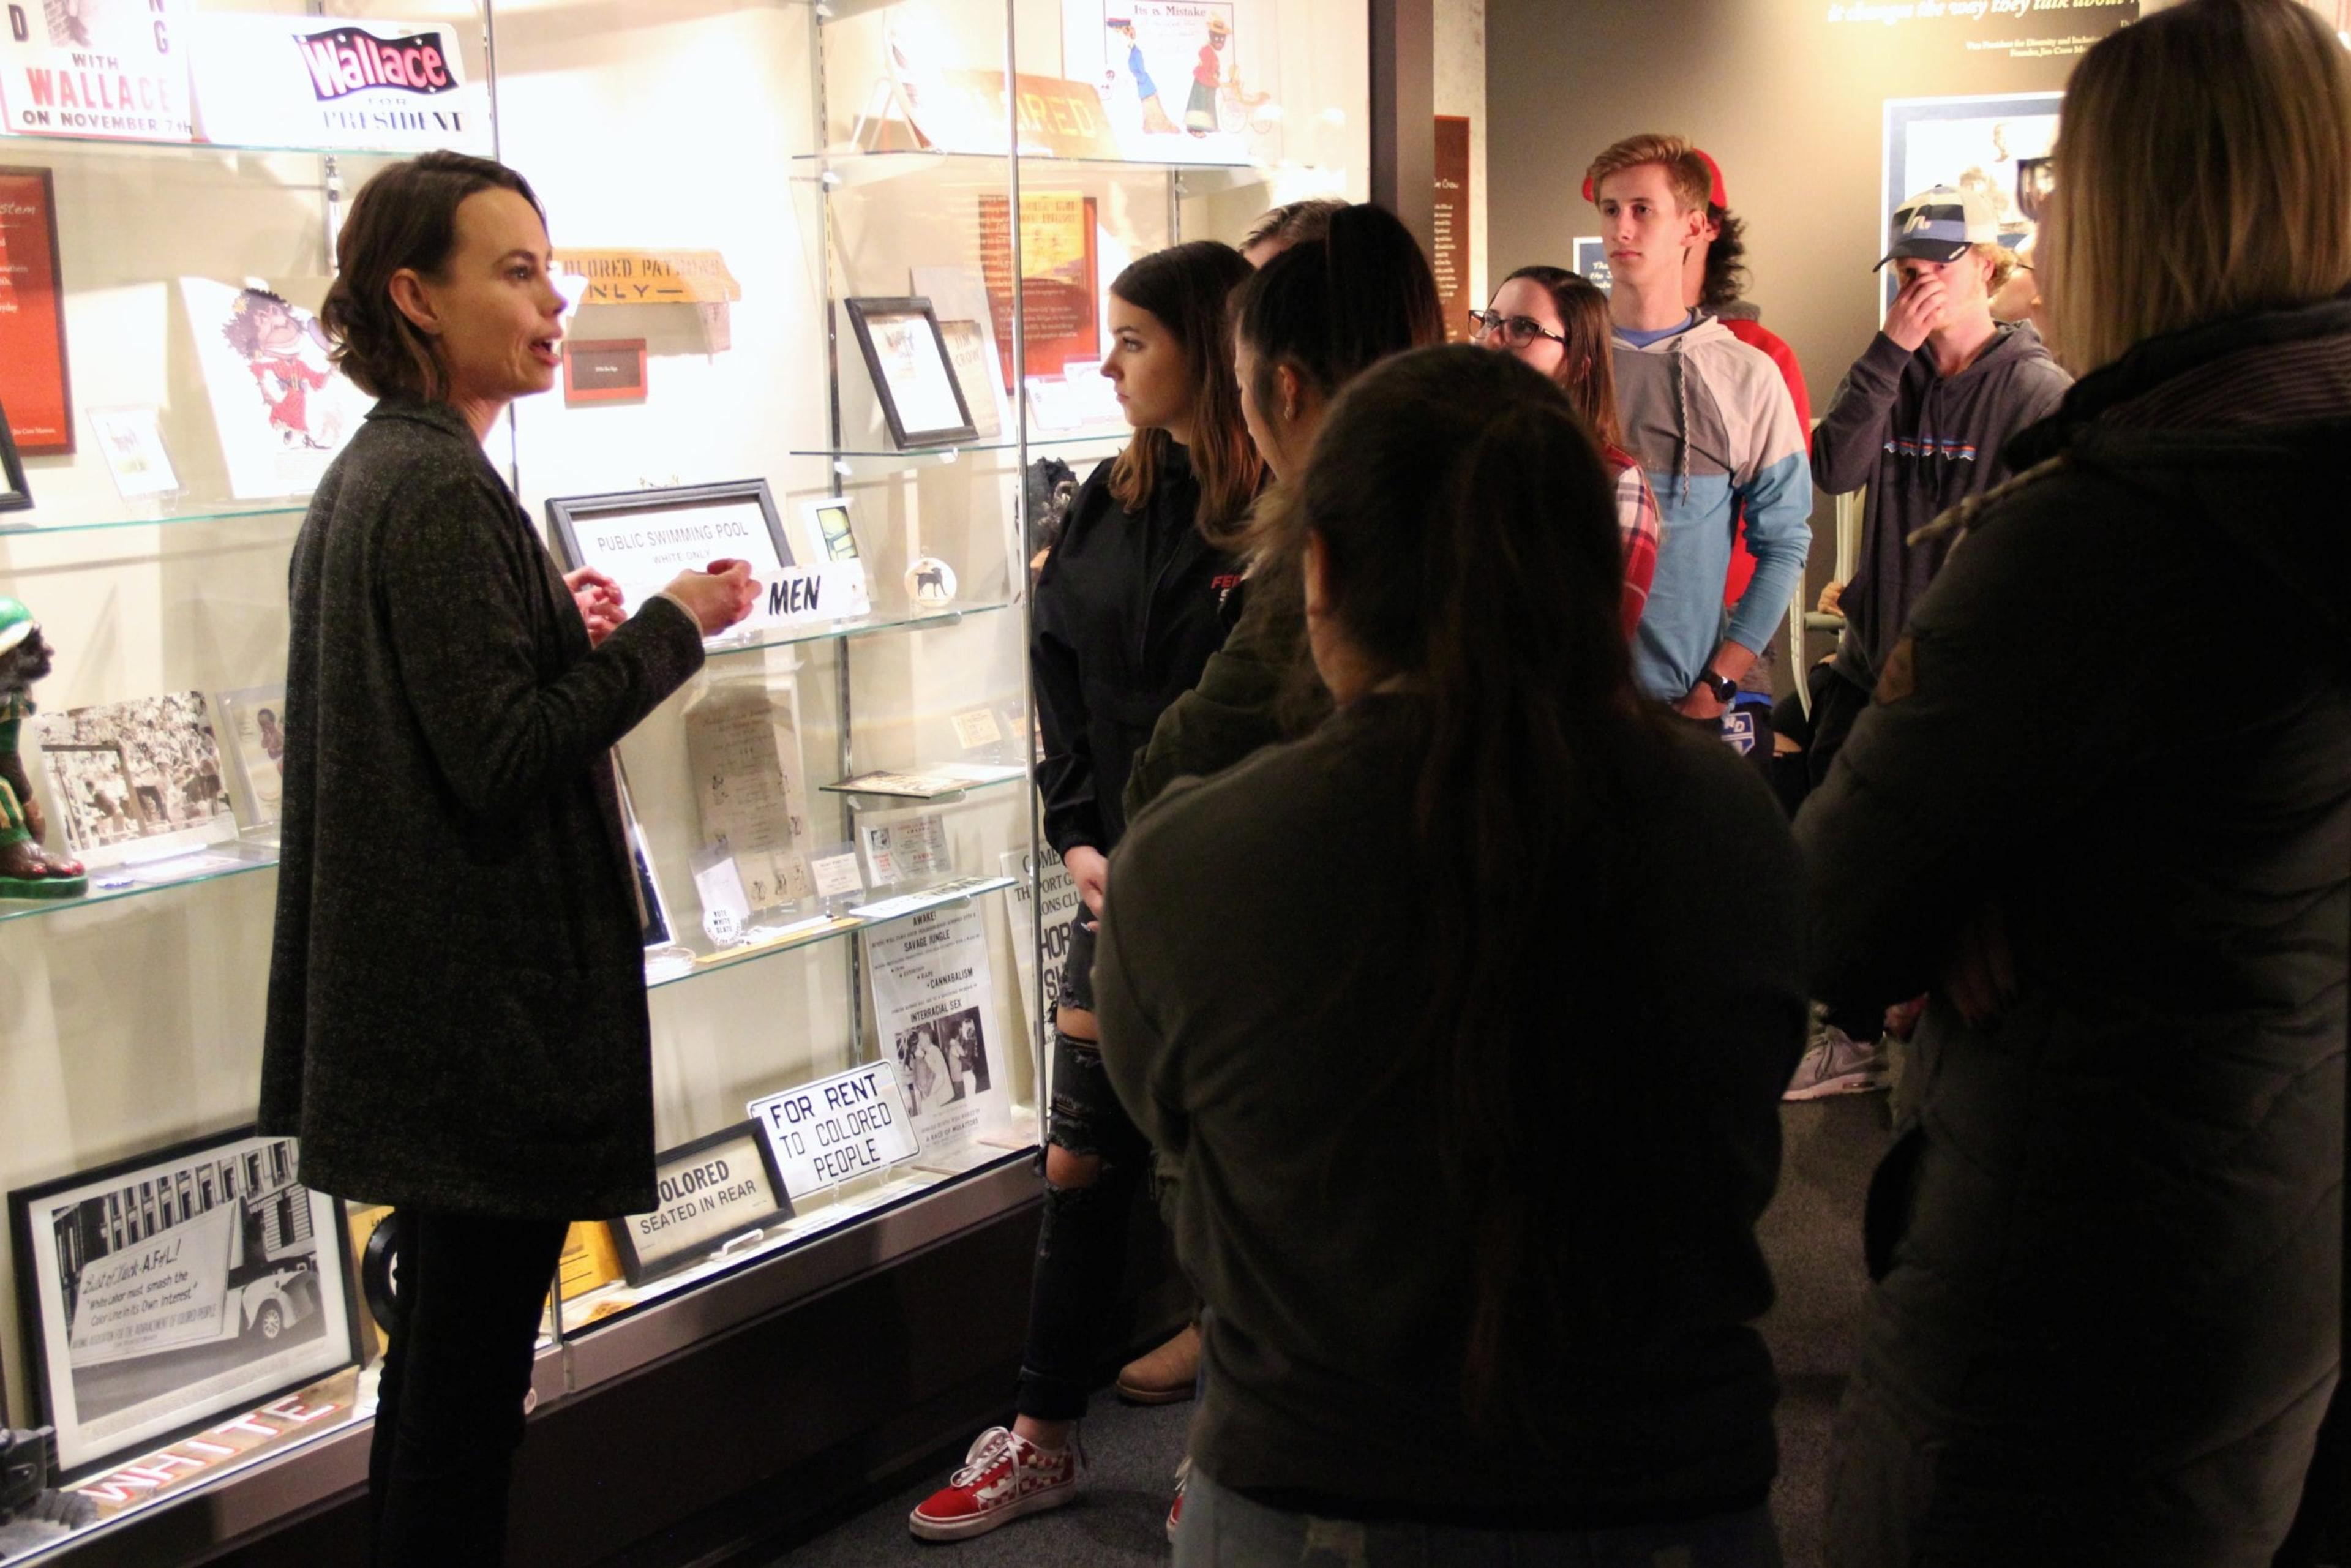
[0,168,72,454]
[979,193,1098,389]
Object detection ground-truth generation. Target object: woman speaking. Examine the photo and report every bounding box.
[258,151,756,1565]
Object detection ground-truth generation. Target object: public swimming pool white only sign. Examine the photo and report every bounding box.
[748,1062,920,1200]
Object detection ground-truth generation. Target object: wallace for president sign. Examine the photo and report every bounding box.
[186,14,488,153]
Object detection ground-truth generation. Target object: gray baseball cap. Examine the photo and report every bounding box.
[1876,184,2000,270]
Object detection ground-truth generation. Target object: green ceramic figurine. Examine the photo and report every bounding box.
[0,598,88,900]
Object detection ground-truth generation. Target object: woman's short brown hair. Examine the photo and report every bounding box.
[320,151,545,401]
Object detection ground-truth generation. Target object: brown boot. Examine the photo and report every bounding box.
[1116,1322,1199,1406]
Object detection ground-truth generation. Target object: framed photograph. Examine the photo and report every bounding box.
[32,691,238,869]
[0,394,31,513]
[1881,93,2059,318]
[546,479,795,648]
[844,298,977,449]
[562,338,648,405]
[8,1128,359,1478]
[795,495,862,566]
[936,319,1005,440]
[0,168,72,455]
[609,1123,795,1287]
[85,405,179,501]
[212,685,287,830]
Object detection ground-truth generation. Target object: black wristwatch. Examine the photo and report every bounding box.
[1693,670,1738,704]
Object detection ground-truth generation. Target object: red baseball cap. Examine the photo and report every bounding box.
[1583,148,1729,209]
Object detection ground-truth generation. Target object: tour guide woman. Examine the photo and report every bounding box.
[258,151,756,1565]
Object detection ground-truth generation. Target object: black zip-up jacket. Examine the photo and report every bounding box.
[1033,446,1241,859]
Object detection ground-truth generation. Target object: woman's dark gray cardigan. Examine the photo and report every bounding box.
[260,396,704,1220]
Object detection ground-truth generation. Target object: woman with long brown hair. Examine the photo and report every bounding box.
[1802,1,2351,1559]
[1474,266,1660,637]
[1098,345,1805,1564]
[909,239,1261,1543]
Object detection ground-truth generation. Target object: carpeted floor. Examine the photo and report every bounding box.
[759,1096,1890,1568]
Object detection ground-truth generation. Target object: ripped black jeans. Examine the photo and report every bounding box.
[1017,911,1153,1420]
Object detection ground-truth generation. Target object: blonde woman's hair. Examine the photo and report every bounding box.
[2049,0,2351,373]
[1982,244,2022,297]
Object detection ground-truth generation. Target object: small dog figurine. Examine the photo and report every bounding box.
[0,599,88,899]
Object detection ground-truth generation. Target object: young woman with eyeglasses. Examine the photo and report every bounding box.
[1473,268,1659,637]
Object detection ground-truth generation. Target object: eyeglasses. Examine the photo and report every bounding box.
[1467,309,1567,348]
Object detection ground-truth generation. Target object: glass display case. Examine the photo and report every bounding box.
[0,1,1370,1558]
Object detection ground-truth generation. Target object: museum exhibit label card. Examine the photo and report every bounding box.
[684,682,818,912]
[865,904,1011,1162]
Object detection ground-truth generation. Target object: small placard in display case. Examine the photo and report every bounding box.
[610,1123,797,1286]
[749,1062,921,1201]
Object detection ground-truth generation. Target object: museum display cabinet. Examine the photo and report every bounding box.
[0,1,1368,1560]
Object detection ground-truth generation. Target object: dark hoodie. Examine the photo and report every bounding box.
[1799,293,2351,1566]
[1810,319,2071,684]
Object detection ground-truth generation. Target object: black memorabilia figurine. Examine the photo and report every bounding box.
[0,598,88,899]
[0,1426,96,1557]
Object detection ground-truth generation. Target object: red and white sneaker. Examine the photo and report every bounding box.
[1165,1455,1190,1544]
[908,1425,1084,1542]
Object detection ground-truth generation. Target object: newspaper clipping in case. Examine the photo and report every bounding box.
[866,904,1010,1162]
[186,13,488,154]
[0,0,193,141]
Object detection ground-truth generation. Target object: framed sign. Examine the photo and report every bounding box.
[610,1123,795,1286]
[8,1129,359,1478]
[546,479,808,645]
[562,338,647,405]
[844,298,978,449]
[749,1062,921,1200]
[0,168,69,456]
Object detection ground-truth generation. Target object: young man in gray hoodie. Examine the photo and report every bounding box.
[1787,184,2072,1099]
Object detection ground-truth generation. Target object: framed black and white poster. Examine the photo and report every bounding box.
[609,1124,794,1286]
[546,479,799,647]
[844,298,978,449]
[8,1130,358,1477]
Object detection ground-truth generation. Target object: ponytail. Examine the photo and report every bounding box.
[1283,345,1652,1431]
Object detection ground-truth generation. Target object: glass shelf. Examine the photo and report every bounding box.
[701,599,1009,659]
[0,838,279,925]
[789,428,1125,471]
[0,500,309,540]
[560,1144,1033,1335]
[646,872,1017,991]
[818,763,1027,803]
[795,148,1270,189]
[0,129,471,162]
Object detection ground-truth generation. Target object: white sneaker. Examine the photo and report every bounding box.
[1783,1024,1890,1101]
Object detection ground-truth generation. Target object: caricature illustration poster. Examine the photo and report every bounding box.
[1061,1,1266,164]
[178,279,369,500]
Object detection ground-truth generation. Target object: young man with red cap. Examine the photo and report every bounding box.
[1586,133,1812,727]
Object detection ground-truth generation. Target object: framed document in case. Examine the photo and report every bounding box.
[844,298,977,449]
[546,479,796,647]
